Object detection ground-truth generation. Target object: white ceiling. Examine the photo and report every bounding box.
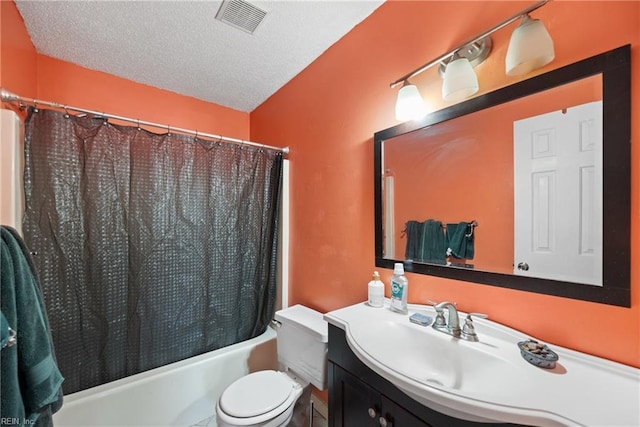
[16,0,384,112]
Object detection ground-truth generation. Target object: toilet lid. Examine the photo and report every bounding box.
[219,370,294,418]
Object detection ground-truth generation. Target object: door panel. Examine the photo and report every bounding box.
[329,363,379,427]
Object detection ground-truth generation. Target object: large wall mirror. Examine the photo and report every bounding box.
[374,45,630,307]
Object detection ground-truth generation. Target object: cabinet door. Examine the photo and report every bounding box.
[381,397,433,427]
[329,363,380,427]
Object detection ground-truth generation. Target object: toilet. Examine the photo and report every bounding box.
[216,305,328,427]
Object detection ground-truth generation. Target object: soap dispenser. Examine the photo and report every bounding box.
[367,271,385,308]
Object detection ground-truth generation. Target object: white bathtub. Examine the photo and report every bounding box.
[53,327,278,427]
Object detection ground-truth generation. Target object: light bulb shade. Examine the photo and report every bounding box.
[506,15,555,76]
[395,83,427,121]
[442,57,479,102]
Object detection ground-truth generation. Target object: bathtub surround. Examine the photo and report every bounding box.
[53,328,278,427]
[22,108,283,394]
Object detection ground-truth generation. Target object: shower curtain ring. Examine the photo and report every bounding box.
[33,101,39,113]
[64,106,70,119]
[137,119,141,131]
[167,124,171,135]
[195,130,199,140]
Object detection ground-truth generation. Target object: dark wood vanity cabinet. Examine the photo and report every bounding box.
[330,364,431,427]
[327,324,521,427]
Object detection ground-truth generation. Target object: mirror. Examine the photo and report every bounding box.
[374,45,630,307]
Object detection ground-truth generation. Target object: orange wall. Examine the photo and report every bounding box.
[35,55,250,140]
[251,1,640,368]
[0,0,37,101]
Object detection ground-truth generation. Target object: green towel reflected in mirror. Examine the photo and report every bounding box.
[405,219,475,263]
[446,222,475,260]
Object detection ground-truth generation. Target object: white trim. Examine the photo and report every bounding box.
[277,158,290,310]
[384,175,395,259]
[0,109,24,235]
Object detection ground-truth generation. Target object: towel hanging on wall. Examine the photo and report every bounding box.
[405,219,447,264]
[446,222,475,259]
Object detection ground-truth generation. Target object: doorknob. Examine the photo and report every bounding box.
[517,262,529,271]
[379,416,393,427]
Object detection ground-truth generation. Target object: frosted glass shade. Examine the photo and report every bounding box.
[395,83,427,122]
[442,57,479,102]
[506,15,555,76]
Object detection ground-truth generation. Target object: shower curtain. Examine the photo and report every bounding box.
[22,108,282,394]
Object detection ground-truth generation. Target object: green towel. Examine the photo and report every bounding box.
[1,311,12,348]
[445,222,475,260]
[404,220,422,260]
[418,219,447,264]
[1,226,64,426]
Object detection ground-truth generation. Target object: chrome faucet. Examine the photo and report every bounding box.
[431,301,488,341]
[432,301,461,337]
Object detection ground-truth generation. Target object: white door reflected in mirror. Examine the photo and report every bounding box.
[513,101,603,286]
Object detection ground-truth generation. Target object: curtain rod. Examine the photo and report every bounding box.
[0,88,289,155]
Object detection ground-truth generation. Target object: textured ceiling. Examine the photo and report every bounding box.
[16,0,384,112]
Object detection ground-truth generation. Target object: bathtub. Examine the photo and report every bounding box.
[53,327,278,427]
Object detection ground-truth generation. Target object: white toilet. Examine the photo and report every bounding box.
[216,305,328,427]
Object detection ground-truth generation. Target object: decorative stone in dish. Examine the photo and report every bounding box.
[517,339,559,369]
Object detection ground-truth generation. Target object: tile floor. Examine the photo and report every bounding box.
[190,416,214,427]
[310,393,328,427]
[311,405,329,427]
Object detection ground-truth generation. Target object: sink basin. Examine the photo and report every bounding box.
[325,301,640,426]
[351,317,518,394]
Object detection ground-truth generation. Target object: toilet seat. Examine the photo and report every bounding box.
[217,370,302,426]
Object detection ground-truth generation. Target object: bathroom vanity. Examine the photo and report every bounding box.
[325,301,640,427]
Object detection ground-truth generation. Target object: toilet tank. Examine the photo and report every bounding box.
[274,305,328,390]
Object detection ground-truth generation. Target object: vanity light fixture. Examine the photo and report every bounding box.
[391,0,552,121]
[395,80,428,122]
[505,14,555,76]
[442,53,480,102]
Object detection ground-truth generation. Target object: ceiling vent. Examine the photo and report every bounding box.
[215,0,267,35]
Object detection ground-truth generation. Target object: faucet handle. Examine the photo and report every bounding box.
[467,312,488,320]
[433,310,447,327]
[428,301,447,327]
[461,313,488,342]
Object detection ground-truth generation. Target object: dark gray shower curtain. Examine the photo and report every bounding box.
[22,108,282,394]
